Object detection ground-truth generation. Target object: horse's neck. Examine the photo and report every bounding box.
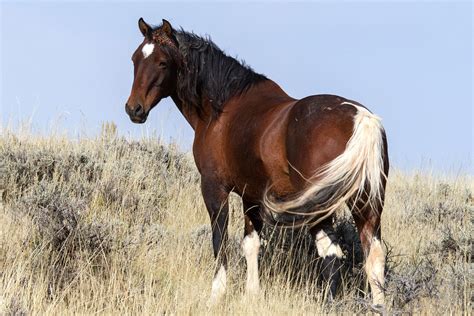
[170,79,293,130]
[170,94,208,130]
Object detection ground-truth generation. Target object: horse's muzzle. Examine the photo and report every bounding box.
[125,103,148,124]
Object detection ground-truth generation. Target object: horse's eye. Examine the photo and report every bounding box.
[158,61,167,69]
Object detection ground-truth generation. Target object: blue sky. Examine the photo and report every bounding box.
[1,1,472,173]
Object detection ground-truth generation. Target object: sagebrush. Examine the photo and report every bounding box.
[0,127,472,314]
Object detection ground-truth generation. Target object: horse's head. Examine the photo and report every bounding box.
[126,18,179,123]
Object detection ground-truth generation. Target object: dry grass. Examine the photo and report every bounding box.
[0,125,472,315]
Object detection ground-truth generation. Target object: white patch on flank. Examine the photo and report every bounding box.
[315,230,343,258]
[142,43,155,59]
[365,237,385,306]
[208,265,226,305]
[242,231,261,294]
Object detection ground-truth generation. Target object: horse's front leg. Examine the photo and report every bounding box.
[202,178,230,305]
[242,201,263,296]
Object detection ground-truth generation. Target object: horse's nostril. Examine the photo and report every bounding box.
[135,104,144,116]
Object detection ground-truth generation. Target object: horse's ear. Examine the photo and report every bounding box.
[161,19,173,37]
[138,18,152,38]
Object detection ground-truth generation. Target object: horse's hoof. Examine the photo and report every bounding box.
[324,292,335,306]
[206,297,220,308]
[206,292,226,308]
[245,283,260,296]
[370,304,387,315]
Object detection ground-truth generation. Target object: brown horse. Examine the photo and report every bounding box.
[126,19,389,308]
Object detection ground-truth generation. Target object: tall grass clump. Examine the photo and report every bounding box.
[0,124,472,314]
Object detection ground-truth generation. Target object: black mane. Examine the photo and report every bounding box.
[162,28,268,115]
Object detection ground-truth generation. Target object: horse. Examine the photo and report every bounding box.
[125,18,389,308]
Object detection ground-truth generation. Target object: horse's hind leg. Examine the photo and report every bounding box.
[310,220,344,301]
[349,196,386,307]
[242,201,263,295]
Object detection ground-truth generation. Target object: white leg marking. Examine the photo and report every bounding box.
[142,43,155,59]
[242,231,261,294]
[365,237,385,306]
[208,265,226,305]
[315,230,343,258]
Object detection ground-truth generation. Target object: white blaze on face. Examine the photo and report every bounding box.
[242,231,261,294]
[142,43,155,59]
[315,230,343,258]
[208,265,226,305]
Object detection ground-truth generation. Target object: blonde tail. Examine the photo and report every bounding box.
[263,102,386,227]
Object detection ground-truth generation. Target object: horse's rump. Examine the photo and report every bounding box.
[263,95,388,227]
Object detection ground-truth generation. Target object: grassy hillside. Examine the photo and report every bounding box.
[0,126,472,315]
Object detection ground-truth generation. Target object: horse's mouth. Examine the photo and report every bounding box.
[130,115,148,124]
